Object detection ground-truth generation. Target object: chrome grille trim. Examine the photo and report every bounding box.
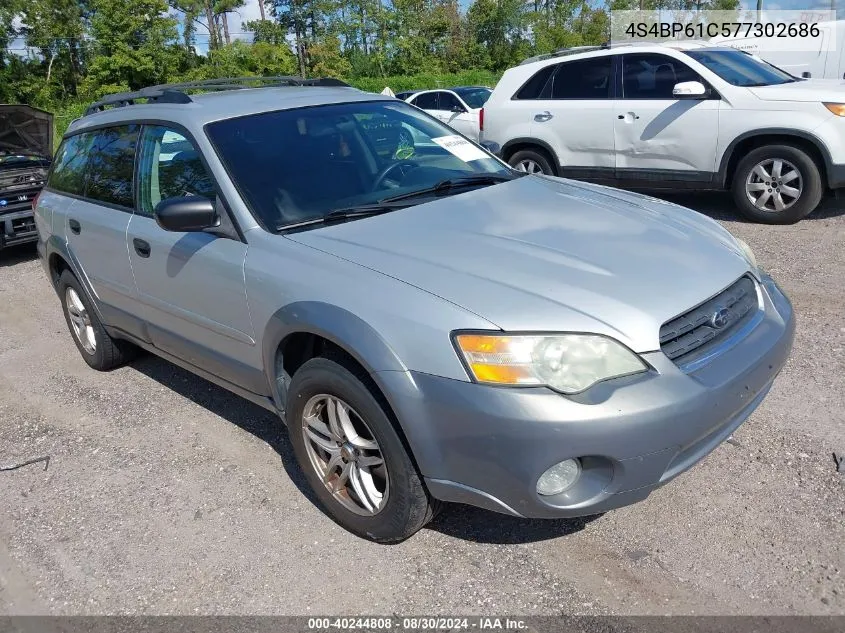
[660,275,763,371]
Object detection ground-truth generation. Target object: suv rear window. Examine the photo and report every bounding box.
[550,57,612,99]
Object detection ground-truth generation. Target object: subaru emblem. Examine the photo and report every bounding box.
[710,307,731,329]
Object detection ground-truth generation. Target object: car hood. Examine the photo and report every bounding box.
[748,79,845,102]
[0,105,53,158]
[287,176,751,353]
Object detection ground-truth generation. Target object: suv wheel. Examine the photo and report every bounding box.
[508,149,555,175]
[58,270,137,370]
[287,355,439,543]
[732,144,822,224]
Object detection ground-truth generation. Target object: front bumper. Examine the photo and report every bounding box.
[378,274,795,518]
[0,210,38,250]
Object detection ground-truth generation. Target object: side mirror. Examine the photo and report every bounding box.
[672,81,708,99]
[154,196,219,232]
[479,140,501,155]
[451,104,466,113]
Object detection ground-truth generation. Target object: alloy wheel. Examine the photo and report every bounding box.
[515,159,544,174]
[65,287,96,355]
[301,394,389,516]
[745,158,802,213]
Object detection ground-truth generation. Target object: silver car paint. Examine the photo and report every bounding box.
[37,86,794,519]
[288,175,751,353]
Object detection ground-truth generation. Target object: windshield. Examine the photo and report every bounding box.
[454,88,492,109]
[685,49,796,87]
[206,100,512,230]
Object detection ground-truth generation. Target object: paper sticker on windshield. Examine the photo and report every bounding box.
[431,135,488,162]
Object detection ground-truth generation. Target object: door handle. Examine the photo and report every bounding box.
[534,111,553,122]
[617,113,641,120]
[133,238,151,258]
[68,218,81,234]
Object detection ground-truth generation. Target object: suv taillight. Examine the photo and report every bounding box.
[479,107,484,132]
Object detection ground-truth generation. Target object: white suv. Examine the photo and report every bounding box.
[481,43,845,223]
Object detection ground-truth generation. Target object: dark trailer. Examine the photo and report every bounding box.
[0,105,53,250]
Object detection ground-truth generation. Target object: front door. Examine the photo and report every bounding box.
[126,125,263,393]
[614,53,721,181]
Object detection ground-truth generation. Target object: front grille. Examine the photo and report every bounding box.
[660,276,760,365]
[10,216,36,234]
[0,185,41,215]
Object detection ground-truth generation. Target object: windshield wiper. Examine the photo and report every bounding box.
[379,173,519,204]
[276,204,404,232]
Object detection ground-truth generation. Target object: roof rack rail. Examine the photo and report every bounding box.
[83,76,351,116]
[518,39,711,65]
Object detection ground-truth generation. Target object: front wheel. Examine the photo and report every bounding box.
[287,355,439,543]
[731,144,822,224]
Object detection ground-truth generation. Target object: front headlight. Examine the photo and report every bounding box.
[735,237,757,270]
[824,102,845,117]
[454,333,648,394]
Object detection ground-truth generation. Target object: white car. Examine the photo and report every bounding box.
[481,42,845,223]
[401,87,491,141]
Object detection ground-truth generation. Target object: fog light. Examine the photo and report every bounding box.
[536,459,581,496]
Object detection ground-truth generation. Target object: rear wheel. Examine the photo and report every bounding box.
[731,144,822,224]
[58,270,137,370]
[287,355,439,543]
[508,148,555,175]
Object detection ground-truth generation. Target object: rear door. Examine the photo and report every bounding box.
[126,125,261,392]
[54,127,142,335]
[613,52,720,181]
[528,55,617,175]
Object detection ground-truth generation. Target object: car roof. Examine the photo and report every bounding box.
[515,41,709,70]
[67,85,392,135]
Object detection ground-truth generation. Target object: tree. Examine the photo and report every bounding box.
[83,0,181,95]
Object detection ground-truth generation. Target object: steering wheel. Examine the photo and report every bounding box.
[371,160,418,192]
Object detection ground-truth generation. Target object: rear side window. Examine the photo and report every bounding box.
[412,92,439,110]
[550,57,612,99]
[85,126,139,208]
[513,65,556,100]
[48,133,95,197]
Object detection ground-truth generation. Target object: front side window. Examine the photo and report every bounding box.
[86,125,139,208]
[206,100,513,230]
[685,49,796,87]
[550,57,613,99]
[48,133,95,197]
[137,126,216,217]
[439,93,465,112]
[412,92,439,110]
[622,53,701,99]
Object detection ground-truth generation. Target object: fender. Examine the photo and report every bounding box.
[261,301,410,418]
[716,128,834,188]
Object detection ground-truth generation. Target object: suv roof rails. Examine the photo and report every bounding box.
[83,76,351,117]
[517,39,711,65]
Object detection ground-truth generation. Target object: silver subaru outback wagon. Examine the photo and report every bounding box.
[35,77,795,542]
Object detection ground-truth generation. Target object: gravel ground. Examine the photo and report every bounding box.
[0,192,843,616]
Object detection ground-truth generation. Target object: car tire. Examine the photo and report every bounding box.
[58,270,137,370]
[287,354,440,543]
[508,149,555,175]
[731,144,822,224]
